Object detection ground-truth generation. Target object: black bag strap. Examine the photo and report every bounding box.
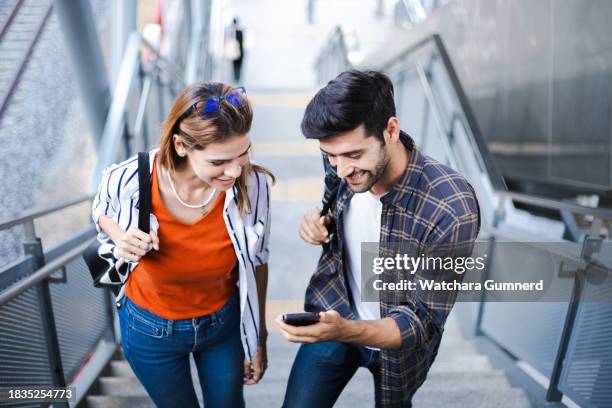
[137,152,151,233]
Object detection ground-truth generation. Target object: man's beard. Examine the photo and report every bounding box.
[346,150,389,193]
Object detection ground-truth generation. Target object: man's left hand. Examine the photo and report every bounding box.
[275,310,348,343]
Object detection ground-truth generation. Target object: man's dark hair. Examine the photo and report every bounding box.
[301,69,396,143]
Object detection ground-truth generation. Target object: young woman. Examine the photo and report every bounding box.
[92,83,273,407]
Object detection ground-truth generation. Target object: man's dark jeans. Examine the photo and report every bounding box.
[282,341,384,407]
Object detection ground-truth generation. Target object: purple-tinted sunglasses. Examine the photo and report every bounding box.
[192,86,247,116]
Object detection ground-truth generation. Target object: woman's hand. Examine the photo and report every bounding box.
[114,228,159,262]
[244,334,268,385]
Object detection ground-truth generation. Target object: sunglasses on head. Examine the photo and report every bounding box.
[191,86,247,116]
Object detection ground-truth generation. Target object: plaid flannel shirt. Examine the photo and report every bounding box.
[305,133,481,407]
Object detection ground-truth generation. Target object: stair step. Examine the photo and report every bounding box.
[434,349,484,364]
[99,375,205,397]
[95,332,526,407]
[110,360,134,378]
[412,388,530,408]
[418,371,512,393]
[94,374,527,407]
[332,375,528,408]
[103,362,507,390]
[86,395,155,408]
[429,355,493,373]
[110,348,493,381]
[98,377,148,397]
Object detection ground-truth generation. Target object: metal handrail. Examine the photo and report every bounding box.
[0,236,96,306]
[318,27,612,223]
[132,74,154,147]
[91,32,185,193]
[315,26,351,84]
[0,194,93,232]
[382,34,506,191]
[0,4,218,406]
[499,190,612,221]
[141,36,186,83]
[314,26,349,67]
[0,30,184,237]
[317,28,506,191]
[0,24,187,243]
[482,226,609,271]
[414,61,459,171]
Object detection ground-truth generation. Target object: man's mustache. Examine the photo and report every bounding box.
[346,169,366,178]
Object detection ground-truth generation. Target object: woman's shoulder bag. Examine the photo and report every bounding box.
[83,152,151,295]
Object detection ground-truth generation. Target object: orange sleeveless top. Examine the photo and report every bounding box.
[125,160,238,319]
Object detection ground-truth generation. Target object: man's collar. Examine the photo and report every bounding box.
[380,131,424,209]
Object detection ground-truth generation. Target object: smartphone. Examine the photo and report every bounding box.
[282,312,320,326]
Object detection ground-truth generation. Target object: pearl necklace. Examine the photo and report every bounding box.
[166,171,217,210]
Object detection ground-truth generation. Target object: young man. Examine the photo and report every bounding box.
[277,70,480,407]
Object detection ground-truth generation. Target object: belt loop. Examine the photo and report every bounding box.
[167,319,173,336]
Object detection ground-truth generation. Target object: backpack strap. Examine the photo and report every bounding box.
[137,152,151,233]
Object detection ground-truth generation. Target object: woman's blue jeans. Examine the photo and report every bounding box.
[117,290,244,408]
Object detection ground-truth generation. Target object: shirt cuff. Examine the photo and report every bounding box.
[386,303,435,351]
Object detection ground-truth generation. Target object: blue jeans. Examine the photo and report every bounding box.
[117,290,244,408]
[282,341,383,407]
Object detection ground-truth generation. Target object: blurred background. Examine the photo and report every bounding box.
[0,1,611,407]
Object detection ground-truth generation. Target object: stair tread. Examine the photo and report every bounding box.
[413,387,530,408]
[87,395,156,408]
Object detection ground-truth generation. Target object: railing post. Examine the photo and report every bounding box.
[546,232,604,402]
[103,288,118,344]
[122,121,132,158]
[110,0,137,87]
[22,221,69,407]
[474,193,505,336]
[157,67,166,121]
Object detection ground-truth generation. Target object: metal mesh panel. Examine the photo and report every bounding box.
[0,286,53,408]
[482,301,569,376]
[480,241,573,377]
[559,279,612,407]
[50,256,111,382]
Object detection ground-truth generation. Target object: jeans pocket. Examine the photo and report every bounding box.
[129,313,165,338]
[126,301,165,339]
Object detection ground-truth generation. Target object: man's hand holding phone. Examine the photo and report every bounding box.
[281,312,321,326]
[276,310,347,344]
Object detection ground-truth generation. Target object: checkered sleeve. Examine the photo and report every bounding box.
[387,209,480,351]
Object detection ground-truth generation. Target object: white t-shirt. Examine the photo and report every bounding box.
[343,190,383,325]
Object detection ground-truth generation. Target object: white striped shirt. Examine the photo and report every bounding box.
[91,149,271,359]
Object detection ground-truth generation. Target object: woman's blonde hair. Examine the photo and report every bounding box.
[158,82,275,214]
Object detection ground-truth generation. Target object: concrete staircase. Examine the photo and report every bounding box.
[84,312,531,407]
[411,314,531,408]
